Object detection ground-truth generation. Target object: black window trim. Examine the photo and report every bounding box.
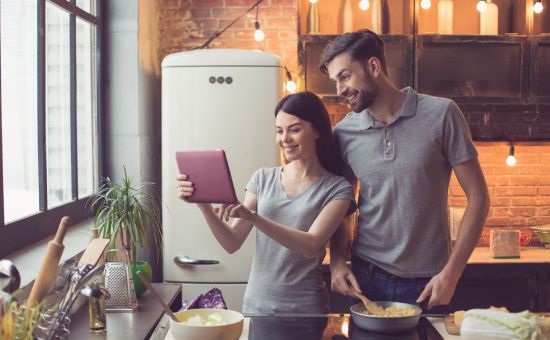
[0,0,104,258]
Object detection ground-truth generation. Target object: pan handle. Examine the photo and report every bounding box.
[174,255,220,267]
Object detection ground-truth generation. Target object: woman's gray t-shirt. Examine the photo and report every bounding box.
[242,166,354,314]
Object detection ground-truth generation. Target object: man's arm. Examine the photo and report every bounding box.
[417,157,490,309]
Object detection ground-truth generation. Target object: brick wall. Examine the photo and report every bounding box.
[158,0,550,242]
[450,143,550,229]
[158,0,298,74]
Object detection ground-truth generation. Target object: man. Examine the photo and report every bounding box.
[319,29,490,310]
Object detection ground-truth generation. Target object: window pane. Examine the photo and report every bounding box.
[1,0,40,223]
[76,0,96,15]
[76,18,98,198]
[46,3,71,208]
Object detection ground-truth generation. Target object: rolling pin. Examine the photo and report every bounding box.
[27,216,70,306]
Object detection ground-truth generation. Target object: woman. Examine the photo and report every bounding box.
[176,91,355,314]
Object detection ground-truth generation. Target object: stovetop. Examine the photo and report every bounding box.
[246,315,444,340]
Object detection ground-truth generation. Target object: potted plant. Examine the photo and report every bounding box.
[88,167,162,296]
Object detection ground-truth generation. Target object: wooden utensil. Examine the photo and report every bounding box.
[27,216,70,306]
[350,287,386,316]
[79,238,110,267]
[136,271,179,322]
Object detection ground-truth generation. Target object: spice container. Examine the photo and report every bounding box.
[88,281,109,333]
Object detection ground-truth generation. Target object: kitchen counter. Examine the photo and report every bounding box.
[160,313,458,340]
[70,283,182,339]
[322,246,550,265]
[468,247,550,264]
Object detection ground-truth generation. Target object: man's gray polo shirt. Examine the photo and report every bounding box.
[334,87,478,277]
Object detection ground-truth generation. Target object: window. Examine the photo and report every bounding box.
[0,0,102,257]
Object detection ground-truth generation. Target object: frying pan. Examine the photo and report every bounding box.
[350,302,422,333]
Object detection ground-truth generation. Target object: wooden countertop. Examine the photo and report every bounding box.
[322,247,550,265]
[468,247,550,264]
[70,283,181,340]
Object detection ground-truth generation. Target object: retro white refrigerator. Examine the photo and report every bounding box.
[161,49,283,312]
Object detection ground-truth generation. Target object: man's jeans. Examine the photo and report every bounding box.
[350,255,448,314]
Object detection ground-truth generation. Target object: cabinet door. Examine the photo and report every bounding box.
[416,35,529,104]
[530,37,550,104]
[449,267,538,312]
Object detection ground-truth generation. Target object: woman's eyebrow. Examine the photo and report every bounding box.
[276,123,302,129]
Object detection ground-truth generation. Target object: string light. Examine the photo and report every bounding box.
[506,142,517,167]
[534,0,544,13]
[359,0,370,11]
[284,66,297,93]
[254,21,265,41]
[420,0,431,10]
[253,4,265,41]
[190,0,265,50]
[477,0,488,12]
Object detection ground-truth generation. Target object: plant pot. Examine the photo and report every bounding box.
[131,261,152,297]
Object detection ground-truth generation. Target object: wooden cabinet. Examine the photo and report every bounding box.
[415,35,530,104]
[299,34,413,97]
[449,263,544,312]
[321,249,550,313]
[297,0,550,141]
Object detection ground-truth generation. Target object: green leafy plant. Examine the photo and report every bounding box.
[88,167,162,265]
[0,299,50,340]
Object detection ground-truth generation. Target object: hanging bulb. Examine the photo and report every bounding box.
[506,144,516,167]
[253,21,265,41]
[284,67,297,93]
[477,0,487,12]
[286,80,297,93]
[420,0,431,10]
[308,0,318,3]
[534,0,544,13]
[359,0,370,11]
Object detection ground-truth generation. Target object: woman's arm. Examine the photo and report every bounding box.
[177,173,257,254]
[226,199,351,258]
[195,191,258,254]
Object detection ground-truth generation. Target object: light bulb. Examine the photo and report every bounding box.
[534,1,543,13]
[253,21,264,41]
[477,0,487,12]
[420,0,431,10]
[285,80,297,93]
[506,144,516,166]
[254,29,265,41]
[506,155,517,166]
[359,0,370,11]
[309,0,318,3]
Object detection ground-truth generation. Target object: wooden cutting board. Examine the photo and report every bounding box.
[79,238,110,266]
[444,314,460,335]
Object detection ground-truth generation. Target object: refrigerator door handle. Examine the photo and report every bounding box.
[174,255,220,267]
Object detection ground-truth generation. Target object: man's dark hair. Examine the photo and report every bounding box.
[319,29,387,75]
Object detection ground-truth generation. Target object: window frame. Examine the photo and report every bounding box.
[0,0,104,257]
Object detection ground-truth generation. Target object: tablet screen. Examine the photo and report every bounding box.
[175,150,238,204]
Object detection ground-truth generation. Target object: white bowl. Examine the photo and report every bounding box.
[169,308,244,340]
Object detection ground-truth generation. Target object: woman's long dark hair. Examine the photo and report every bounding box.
[274,91,346,177]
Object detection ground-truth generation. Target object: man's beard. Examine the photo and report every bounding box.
[351,88,377,113]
